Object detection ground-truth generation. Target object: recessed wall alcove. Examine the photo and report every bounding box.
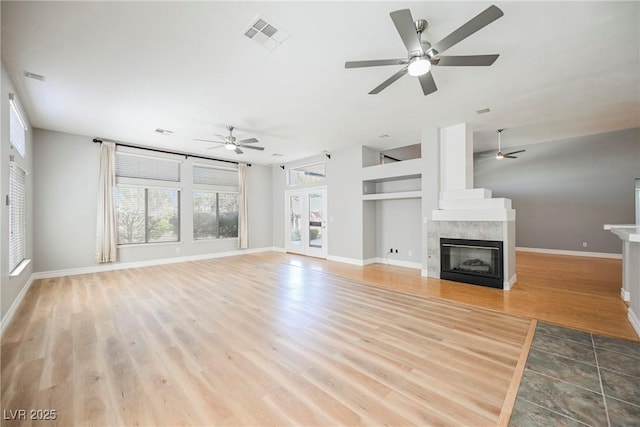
[362,144,424,268]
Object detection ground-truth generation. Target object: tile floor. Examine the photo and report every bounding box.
[510,322,640,426]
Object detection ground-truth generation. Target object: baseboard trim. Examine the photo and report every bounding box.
[0,274,35,337]
[621,288,631,302]
[504,274,518,291]
[516,247,622,259]
[326,255,366,266]
[628,308,640,338]
[374,258,422,270]
[325,256,422,270]
[32,247,278,280]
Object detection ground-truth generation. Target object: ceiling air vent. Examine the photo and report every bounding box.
[23,71,45,81]
[243,16,290,50]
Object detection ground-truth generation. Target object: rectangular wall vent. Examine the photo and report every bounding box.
[243,16,290,51]
[23,71,45,81]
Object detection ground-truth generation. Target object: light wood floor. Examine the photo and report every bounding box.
[270,251,637,341]
[1,250,635,426]
[1,254,534,426]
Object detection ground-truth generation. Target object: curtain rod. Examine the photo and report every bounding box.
[92,138,249,166]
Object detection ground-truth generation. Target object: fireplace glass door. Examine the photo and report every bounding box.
[440,238,503,288]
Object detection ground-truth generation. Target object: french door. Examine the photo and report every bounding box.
[285,188,327,258]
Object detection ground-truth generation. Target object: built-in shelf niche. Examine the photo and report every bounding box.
[362,174,422,200]
[363,143,421,168]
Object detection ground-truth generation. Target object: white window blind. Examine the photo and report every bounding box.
[116,152,180,182]
[9,95,27,158]
[9,162,26,272]
[193,165,238,190]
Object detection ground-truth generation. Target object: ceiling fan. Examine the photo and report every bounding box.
[345,5,503,95]
[493,129,525,159]
[194,126,265,155]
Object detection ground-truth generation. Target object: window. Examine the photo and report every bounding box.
[193,164,238,240]
[115,187,180,244]
[193,192,238,239]
[9,162,26,272]
[114,150,182,245]
[288,162,326,187]
[9,94,26,158]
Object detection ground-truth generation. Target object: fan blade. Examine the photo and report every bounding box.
[369,67,408,94]
[503,155,518,159]
[239,144,265,151]
[435,54,499,66]
[205,145,225,151]
[234,147,243,154]
[390,9,423,55]
[431,5,503,55]
[238,137,259,144]
[214,134,228,140]
[345,59,406,68]
[478,152,497,158]
[504,149,526,156]
[418,71,437,96]
[194,138,224,144]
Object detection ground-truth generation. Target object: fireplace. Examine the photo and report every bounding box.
[440,238,503,289]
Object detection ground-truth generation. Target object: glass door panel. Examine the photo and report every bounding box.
[289,194,302,250]
[285,188,327,258]
[308,192,323,249]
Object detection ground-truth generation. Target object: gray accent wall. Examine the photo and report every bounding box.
[33,130,100,271]
[33,128,273,273]
[375,198,422,264]
[271,164,286,250]
[474,128,639,254]
[326,145,364,260]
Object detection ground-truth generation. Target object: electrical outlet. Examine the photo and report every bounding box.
[582,242,588,248]
[408,250,412,256]
[389,248,393,253]
[395,249,398,253]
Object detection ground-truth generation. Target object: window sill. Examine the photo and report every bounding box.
[192,237,238,244]
[117,241,182,249]
[9,259,31,277]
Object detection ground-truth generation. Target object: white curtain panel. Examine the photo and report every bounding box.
[95,141,118,263]
[238,163,249,249]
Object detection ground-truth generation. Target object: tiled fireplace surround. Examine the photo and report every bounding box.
[425,123,517,290]
[426,219,517,289]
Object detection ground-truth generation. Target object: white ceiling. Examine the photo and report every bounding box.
[2,1,639,165]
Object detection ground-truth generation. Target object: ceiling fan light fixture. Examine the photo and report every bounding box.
[407,57,431,76]
[224,143,236,151]
[496,152,504,160]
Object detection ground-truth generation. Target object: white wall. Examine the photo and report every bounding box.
[440,123,472,191]
[33,128,273,273]
[1,62,34,321]
[274,132,441,268]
